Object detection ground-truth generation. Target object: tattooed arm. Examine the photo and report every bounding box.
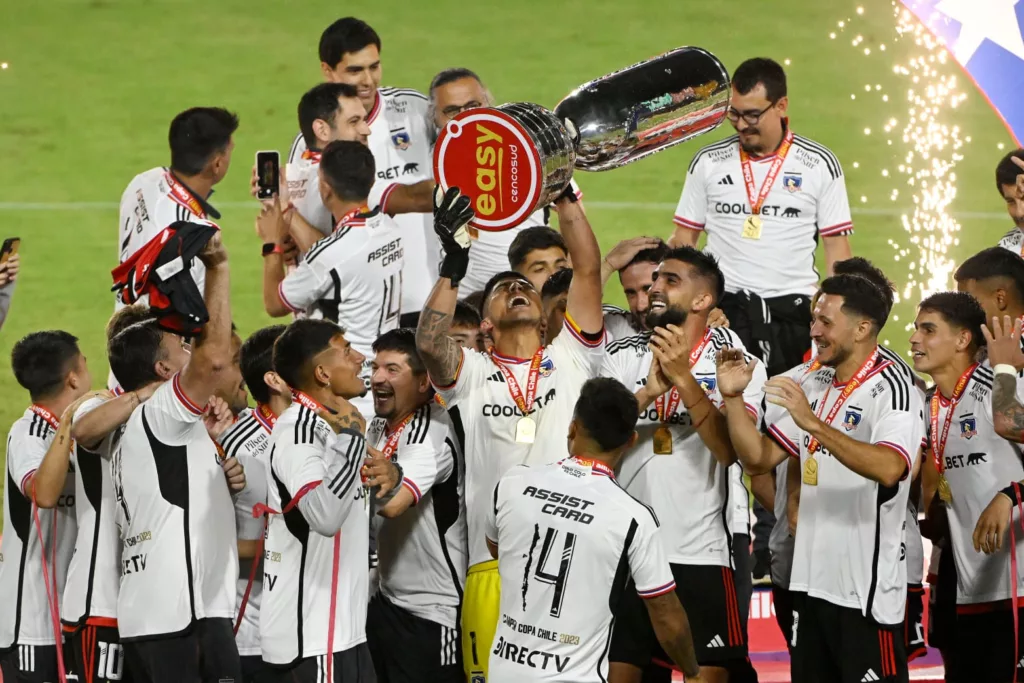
[992,371,1024,442]
[415,277,464,387]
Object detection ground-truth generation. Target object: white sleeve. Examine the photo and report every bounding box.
[287,131,307,165]
[740,358,769,423]
[761,398,801,458]
[628,507,677,599]
[434,347,491,408]
[73,396,118,458]
[7,424,49,497]
[142,374,206,445]
[484,479,501,547]
[396,427,453,506]
[869,386,925,481]
[672,155,708,232]
[549,313,606,376]
[601,344,640,390]
[815,165,854,237]
[234,455,269,541]
[277,257,331,314]
[272,427,365,536]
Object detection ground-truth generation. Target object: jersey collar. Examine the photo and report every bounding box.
[166,169,221,219]
[333,205,378,231]
[564,456,615,479]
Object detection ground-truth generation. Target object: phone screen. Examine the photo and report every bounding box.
[0,238,20,265]
[256,152,280,200]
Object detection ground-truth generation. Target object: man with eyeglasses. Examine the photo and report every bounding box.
[427,67,583,296]
[669,57,854,585]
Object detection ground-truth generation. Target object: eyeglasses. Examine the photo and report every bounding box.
[440,101,483,119]
[725,99,779,126]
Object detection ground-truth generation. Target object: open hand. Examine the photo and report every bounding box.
[716,348,756,398]
[982,315,1024,370]
[650,325,692,388]
[765,376,816,430]
[361,446,402,499]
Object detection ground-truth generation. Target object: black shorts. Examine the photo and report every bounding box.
[791,593,907,683]
[65,622,136,683]
[904,584,926,662]
[366,594,462,683]
[241,654,276,683]
[266,643,376,683]
[124,617,240,683]
[719,291,812,377]
[772,584,795,649]
[0,644,61,683]
[947,606,1024,683]
[610,563,747,675]
[927,543,957,651]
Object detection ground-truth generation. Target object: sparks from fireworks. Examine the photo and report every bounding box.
[832,3,968,337]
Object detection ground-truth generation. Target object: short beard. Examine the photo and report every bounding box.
[645,306,687,331]
[821,343,851,369]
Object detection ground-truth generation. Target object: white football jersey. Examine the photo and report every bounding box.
[0,407,77,648]
[218,406,274,657]
[726,464,750,537]
[931,364,1024,604]
[458,181,583,296]
[112,375,237,639]
[369,401,467,629]
[601,304,641,343]
[602,327,766,566]
[286,152,334,236]
[998,227,1024,255]
[261,403,369,664]
[435,315,605,567]
[484,457,676,682]
[290,87,435,314]
[278,207,403,421]
[763,355,925,625]
[61,397,123,627]
[673,131,854,298]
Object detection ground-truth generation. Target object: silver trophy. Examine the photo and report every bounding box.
[432,46,729,232]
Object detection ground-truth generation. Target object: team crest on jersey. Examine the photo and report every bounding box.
[539,358,555,377]
[782,173,803,192]
[842,408,863,431]
[471,676,485,683]
[959,415,977,439]
[696,376,716,395]
[391,128,411,150]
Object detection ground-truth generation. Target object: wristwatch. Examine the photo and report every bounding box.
[262,242,284,257]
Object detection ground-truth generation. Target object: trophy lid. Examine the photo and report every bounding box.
[554,46,731,172]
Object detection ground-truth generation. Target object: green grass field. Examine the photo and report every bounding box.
[0,0,1015,507]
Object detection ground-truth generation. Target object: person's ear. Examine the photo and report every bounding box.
[264,370,290,395]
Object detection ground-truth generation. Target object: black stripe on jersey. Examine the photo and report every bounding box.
[612,480,661,527]
[880,366,910,412]
[379,87,427,101]
[142,409,198,626]
[330,435,363,497]
[405,405,431,446]
[972,370,993,392]
[294,407,317,445]
[602,304,627,314]
[878,345,915,382]
[305,227,352,264]
[28,414,53,439]
[121,217,132,253]
[602,518,639,683]
[688,135,738,174]
[606,333,650,356]
[68,444,106,626]
[434,436,464,601]
[486,371,506,383]
[864,479,900,619]
[221,416,261,460]
[6,435,32,643]
[792,135,843,179]
[288,131,304,164]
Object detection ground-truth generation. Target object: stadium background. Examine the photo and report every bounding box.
[0,0,1015,506]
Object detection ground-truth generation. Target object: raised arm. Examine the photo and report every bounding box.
[987,317,1024,441]
[823,235,852,276]
[764,376,911,488]
[72,385,157,450]
[717,350,789,474]
[179,231,234,408]
[555,190,603,334]
[33,409,77,509]
[417,187,474,387]
[379,179,434,215]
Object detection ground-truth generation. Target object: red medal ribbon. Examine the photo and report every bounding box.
[30,404,60,430]
[653,329,713,423]
[929,363,978,477]
[164,171,206,218]
[568,456,615,479]
[334,205,371,231]
[490,348,544,418]
[381,412,417,459]
[301,150,322,163]
[739,128,794,218]
[806,347,879,455]
[292,389,328,413]
[255,403,277,433]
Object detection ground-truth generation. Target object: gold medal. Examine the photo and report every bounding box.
[803,457,818,486]
[937,474,953,504]
[741,215,763,240]
[653,426,673,455]
[515,416,536,444]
